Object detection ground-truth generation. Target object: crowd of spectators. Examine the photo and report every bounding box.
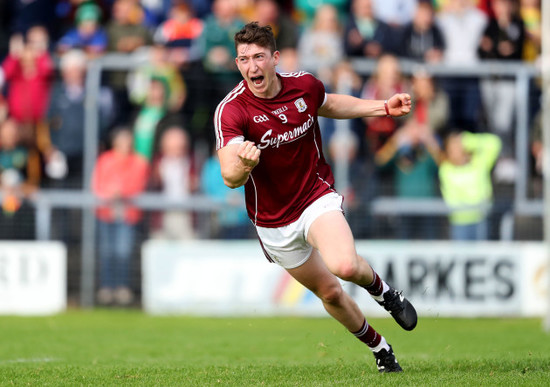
[0,0,544,251]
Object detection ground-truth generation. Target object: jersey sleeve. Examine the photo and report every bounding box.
[308,73,327,109]
[214,99,247,150]
[303,72,326,109]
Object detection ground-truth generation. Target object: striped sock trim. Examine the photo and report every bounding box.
[352,319,369,337]
[363,269,384,297]
[351,319,382,348]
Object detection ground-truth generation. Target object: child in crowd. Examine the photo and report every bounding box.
[439,131,502,240]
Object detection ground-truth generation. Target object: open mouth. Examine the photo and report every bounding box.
[251,76,264,86]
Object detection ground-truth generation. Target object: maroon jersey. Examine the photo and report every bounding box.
[215,71,336,228]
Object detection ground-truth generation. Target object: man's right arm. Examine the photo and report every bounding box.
[217,141,261,189]
[319,93,412,119]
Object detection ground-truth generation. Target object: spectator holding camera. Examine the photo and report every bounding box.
[375,119,442,239]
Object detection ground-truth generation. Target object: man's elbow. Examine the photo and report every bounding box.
[221,174,244,189]
[223,179,240,189]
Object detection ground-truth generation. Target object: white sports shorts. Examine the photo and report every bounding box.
[255,192,344,269]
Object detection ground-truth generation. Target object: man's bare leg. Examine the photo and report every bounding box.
[286,249,364,331]
[307,210,417,331]
[286,248,401,373]
[307,210,375,286]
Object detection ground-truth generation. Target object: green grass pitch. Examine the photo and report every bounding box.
[1,311,549,385]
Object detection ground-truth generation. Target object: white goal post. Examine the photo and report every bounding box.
[542,0,550,332]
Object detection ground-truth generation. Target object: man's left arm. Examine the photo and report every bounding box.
[318,93,412,119]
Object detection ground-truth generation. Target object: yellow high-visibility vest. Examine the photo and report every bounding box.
[439,132,502,225]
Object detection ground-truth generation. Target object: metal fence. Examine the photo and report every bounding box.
[9,53,543,306]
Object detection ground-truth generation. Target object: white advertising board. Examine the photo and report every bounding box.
[142,240,547,317]
[0,242,67,315]
[356,241,547,317]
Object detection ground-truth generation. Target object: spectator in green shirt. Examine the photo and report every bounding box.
[197,0,244,79]
[132,77,169,161]
[439,131,502,240]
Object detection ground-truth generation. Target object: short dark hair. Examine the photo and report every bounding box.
[234,22,277,54]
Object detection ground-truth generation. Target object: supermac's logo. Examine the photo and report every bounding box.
[294,98,307,113]
[258,114,314,149]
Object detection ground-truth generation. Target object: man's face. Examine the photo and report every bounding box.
[235,43,280,98]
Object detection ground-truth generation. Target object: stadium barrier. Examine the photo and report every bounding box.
[0,54,543,307]
[142,240,547,318]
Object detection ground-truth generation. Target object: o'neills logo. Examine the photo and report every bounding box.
[258,114,314,149]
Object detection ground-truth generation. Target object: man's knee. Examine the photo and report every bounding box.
[331,259,360,282]
[317,282,344,305]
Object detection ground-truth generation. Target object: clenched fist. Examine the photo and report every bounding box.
[237,140,261,171]
[387,93,412,117]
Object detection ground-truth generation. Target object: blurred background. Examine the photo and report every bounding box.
[0,0,546,319]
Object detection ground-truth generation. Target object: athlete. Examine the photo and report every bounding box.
[215,22,416,373]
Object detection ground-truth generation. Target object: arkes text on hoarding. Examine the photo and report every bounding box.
[367,255,515,302]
